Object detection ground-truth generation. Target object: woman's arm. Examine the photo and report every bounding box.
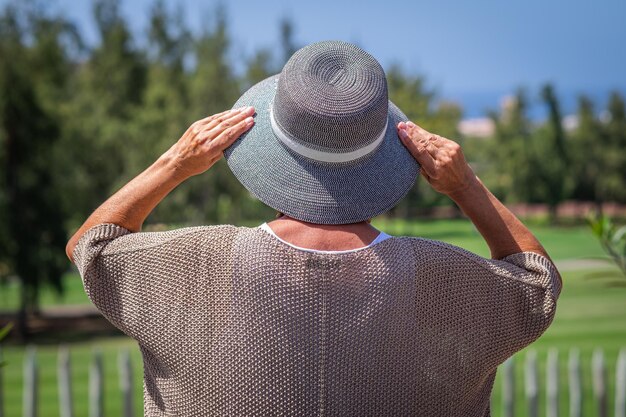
[66,107,255,262]
[397,121,555,263]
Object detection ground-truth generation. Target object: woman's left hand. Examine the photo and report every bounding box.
[164,106,255,180]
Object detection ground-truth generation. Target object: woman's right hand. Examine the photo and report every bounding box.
[397,121,477,197]
[164,106,255,180]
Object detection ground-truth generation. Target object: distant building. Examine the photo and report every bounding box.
[457,118,494,138]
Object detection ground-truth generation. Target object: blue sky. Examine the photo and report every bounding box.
[5,0,626,117]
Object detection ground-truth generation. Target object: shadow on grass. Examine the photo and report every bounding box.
[582,270,625,280]
[581,269,626,288]
[0,310,127,346]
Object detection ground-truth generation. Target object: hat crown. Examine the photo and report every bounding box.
[272,41,389,156]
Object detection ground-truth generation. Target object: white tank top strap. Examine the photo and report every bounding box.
[258,223,391,254]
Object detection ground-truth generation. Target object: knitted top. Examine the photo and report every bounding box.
[73,223,561,417]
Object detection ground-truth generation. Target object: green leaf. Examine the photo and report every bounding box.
[588,215,626,278]
[612,225,626,243]
[0,322,13,341]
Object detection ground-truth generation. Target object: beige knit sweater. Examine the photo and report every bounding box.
[73,223,561,417]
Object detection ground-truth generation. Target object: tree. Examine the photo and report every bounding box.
[131,0,191,224]
[570,96,604,210]
[243,16,298,89]
[570,91,626,212]
[244,48,275,89]
[488,89,536,204]
[536,84,569,221]
[0,3,68,337]
[279,17,297,66]
[59,0,147,231]
[602,92,626,203]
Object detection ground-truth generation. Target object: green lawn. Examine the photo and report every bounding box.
[372,217,608,260]
[1,219,624,416]
[1,338,144,417]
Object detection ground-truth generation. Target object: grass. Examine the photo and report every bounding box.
[0,219,624,416]
[372,217,608,260]
[0,273,89,311]
[1,338,144,417]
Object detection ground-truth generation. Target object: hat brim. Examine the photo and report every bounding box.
[224,75,420,224]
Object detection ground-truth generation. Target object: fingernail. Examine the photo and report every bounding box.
[398,122,406,129]
[398,129,408,138]
[246,106,254,113]
[245,116,254,125]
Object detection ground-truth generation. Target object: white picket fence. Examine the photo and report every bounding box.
[0,344,134,417]
[0,345,625,417]
[499,348,626,417]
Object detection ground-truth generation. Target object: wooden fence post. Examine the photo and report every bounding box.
[524,349,538,417]
[616,348,626,417]
[118,348,134,417]
[58,345,74,417]
[502,356,515,417]
[23,345,37,417]
[568,348,582,417]
[547,348,559,417]
[89,348,103,417]
[592,348,607,417]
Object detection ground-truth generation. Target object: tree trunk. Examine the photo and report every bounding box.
[549,203,559,225]
[17,289,29,343]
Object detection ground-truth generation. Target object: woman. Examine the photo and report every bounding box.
[67,41,561,416]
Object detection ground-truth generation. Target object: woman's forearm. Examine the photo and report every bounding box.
[448,176,551,261]
[396,120,558,271]
[65,153,183,262]
[65,107,256,263]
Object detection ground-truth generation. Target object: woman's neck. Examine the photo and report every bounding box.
[266,215,380,251]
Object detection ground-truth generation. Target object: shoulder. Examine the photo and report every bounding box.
[97,223,246,257]
[396,235,476,260]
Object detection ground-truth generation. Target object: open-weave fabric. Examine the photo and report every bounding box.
[73,223,561,417]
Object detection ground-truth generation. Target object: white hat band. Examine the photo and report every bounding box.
[270,107,388,163]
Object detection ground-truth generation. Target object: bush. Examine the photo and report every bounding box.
[588,214,626,276]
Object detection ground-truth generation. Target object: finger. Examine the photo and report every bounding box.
[405,121,432,141]
[192,109,244,135]
[212,116,255,148]
[424,141,440,159]
[398,128,437,175]
[399,122,435,157]
[196,109,234,125]
[206,106,255,132]
[189,110,236,135]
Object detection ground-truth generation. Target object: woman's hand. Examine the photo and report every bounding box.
[164,106,255,180]
[397,121,477,197]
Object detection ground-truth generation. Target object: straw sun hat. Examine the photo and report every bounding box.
[224,40,420,224]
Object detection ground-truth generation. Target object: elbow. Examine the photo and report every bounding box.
[65,235,78,263]
[65,241,74,263]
